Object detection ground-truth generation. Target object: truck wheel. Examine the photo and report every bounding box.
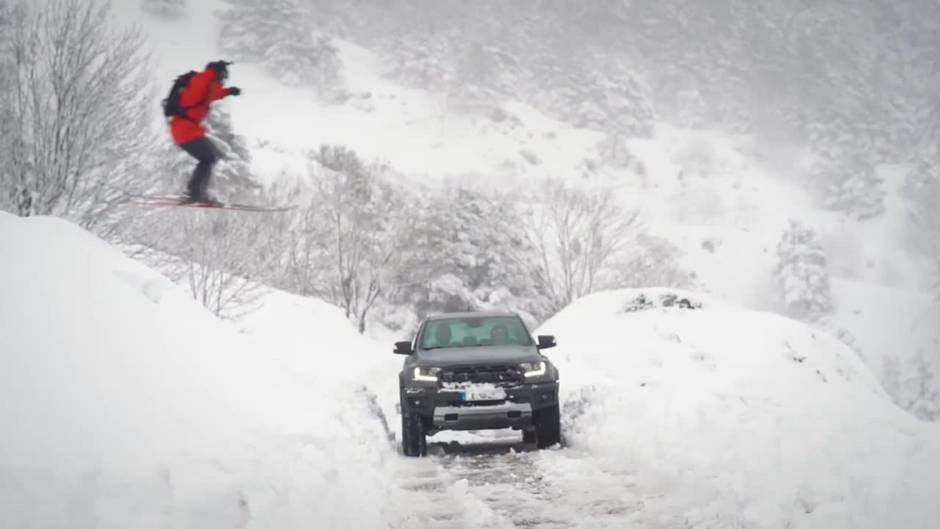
[535,404,561,449]
[401,407,427,457]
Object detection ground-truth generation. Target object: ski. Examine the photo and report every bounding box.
[129,195,293,212]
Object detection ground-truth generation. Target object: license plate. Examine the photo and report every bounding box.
[462,385,506,402]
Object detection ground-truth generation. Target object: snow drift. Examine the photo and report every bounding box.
[0,212,395,529]
[539,288,940,529]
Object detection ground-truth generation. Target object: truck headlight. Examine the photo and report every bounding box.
[414,366,441,382]
[521,361,546,379]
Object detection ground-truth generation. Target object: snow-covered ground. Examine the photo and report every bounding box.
[2,214,938,528]
[0,212,398,528]
[539,289,940,528]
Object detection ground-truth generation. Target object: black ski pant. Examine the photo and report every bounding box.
[179,137,219,198]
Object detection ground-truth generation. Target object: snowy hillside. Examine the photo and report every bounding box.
[0,212,399,528]
[539,289,940,528]
[103,0,940,416]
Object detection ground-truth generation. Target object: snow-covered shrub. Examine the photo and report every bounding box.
[614,233,696,290]
[124,207,286,320]
[882,355,940,422]
[621,290,702,313]
[385,32,456,90]
[816,156,885,220]
[775,220,834,322]
[265,34,340,90]
[819,319,862,355]
[141,0,185,19]
[446,42,519,112]
[528,67,653,136]
[595,131,636,170]
[903,158,940,300]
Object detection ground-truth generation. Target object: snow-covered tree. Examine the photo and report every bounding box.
[219,0,340,90]
[524,180,639,312]
[903,156,940,300]
[775,220,834,322]
[819,157,886,221]
[526,63,654,137]
[930,256,939,306]
[0,1,15,198]
[0,0,11,39]
[141,0,185,19]
[283,145,405,332]
[353,0,937,164]
[0,0,153,231]
[267,34,339,90]
[391,184,545,321]
[445,42,521,112]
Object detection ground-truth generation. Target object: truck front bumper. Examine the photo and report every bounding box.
[403,381,559,432]
[432,401,533,430]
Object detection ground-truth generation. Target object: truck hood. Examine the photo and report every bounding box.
[414,345,541,367]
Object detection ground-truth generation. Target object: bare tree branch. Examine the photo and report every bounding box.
[0,0,155,231]
[524,179,638,311]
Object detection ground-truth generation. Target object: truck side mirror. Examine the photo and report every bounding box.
[394,341,414,355]
[537,335,556,350]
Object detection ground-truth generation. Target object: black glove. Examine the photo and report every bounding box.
[228,86,242,96]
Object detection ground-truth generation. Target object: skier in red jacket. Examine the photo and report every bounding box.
[169,60,241,203]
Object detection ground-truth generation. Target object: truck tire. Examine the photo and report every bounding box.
[535,404,561,449]
[401,400,427,457]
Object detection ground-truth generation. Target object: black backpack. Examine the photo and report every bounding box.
[162,70,198,119]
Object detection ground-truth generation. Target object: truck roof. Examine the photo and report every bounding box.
[424,311,519,321]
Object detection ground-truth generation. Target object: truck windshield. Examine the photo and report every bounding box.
[420,316,533,349]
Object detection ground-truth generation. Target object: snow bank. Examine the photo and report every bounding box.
[829,278,940,418]
[0,213,395,529]
[538,288,940,529]
[234,288,403,432]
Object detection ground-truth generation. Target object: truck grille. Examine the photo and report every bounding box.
[440,365,524,387]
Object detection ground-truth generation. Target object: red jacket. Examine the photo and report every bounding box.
[170,68,233,145]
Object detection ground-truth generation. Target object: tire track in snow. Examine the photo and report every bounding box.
[387,454,515,529]
[389,436,661,529]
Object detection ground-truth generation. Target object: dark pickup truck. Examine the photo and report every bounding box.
[395,311,561,456]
